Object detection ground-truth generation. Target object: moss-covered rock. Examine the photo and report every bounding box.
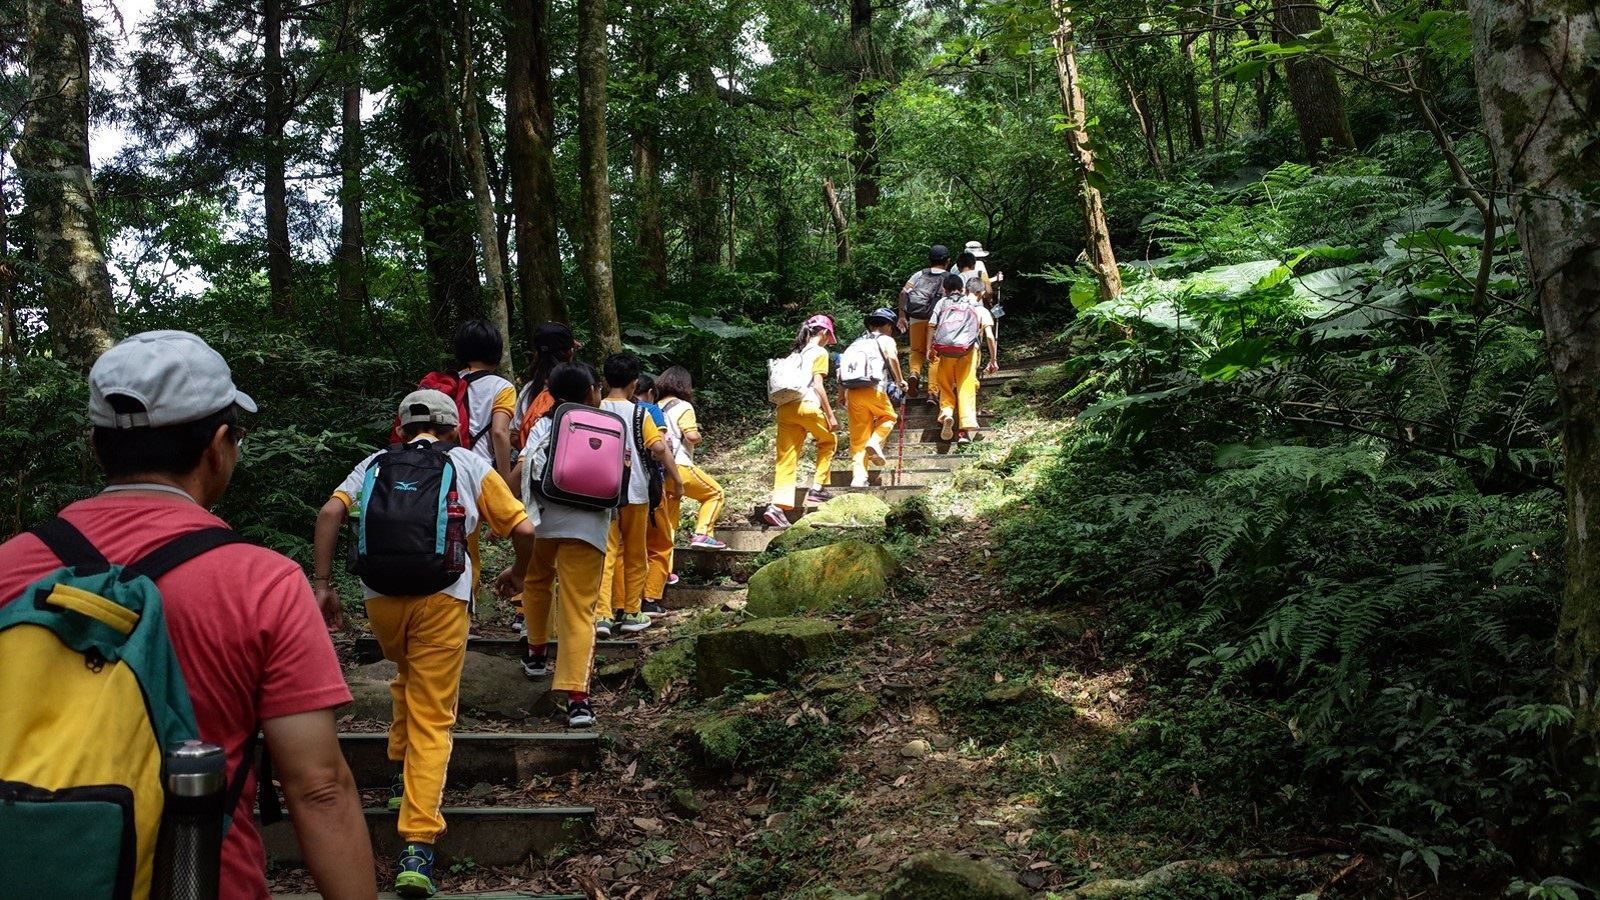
[746,540,897,618]
[885,494,934,537]
[641,641,694,697]
[770,493,892,553]
[882,852,1027,900]
[689,711,754,765]
[694,617,843,696]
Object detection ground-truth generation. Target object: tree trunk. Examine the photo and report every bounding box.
[1157,82,1177,165]
[506,0,567,337]
[1050,0,1121,300]
[1180,32,1206,151]
[1274,0,1355,163]
[823,177,850,268]
[687,62,722,270]
[263,0,293,317]
[0,160,16,359]
[15,0,115,367]
[383,0,482,336]
[459,2,513,375]
[334,0,368,346]
[631,5,667,291]
[1105,50,1165,176]
[1470,0,1600,735]
[1209,2,1225,142]
[848,0,880,220]
[576,0,621,354]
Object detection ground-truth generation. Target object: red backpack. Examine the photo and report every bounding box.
[388,370,498,448]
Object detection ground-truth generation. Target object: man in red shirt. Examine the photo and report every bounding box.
[0,331,376,900]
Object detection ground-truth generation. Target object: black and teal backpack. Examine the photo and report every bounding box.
[0,518,255,900]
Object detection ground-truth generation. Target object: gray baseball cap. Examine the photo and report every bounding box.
[89,330,258,429]
[398,389,460,428]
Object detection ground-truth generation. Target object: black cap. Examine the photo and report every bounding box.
[929,244,950,262]
[533,322,579,355]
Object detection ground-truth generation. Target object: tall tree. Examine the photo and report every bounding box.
[686,60,723,270]
[334,0,369,342]
[848,0,880,220]
[1179,30,1206,151]
[263,0,293,315]
[1050,0,1121,299]
[631,4,668,292]
[1470,0,1600,735]
[15,0,115,366]
[506,0,567,335]
[1273,0,1355,162]
[379,0,482,336]
[576,0,621,353]
[458,1,513,372]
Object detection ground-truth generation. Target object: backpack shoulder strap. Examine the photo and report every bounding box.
[124,527,250,584]
[464,370,498,384]
[30,517,110,571]
[633,404,649,451]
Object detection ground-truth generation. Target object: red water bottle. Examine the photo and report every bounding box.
[445,490,467,575]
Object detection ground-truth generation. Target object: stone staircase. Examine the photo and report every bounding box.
[268,352,1062,897]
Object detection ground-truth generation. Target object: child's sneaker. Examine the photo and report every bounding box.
[864,442,886,468]
[939,415,955,442]
[957,431,972,445]
[521,650,549,678]
[386,771,404,812]
[567,699,597,728]
[760,505,791,528]
[594,617,613,639]
[642,599,668,617]
[667,573,680,586]
[512,612,527,638]
[850,476,869,488]
[806,487,834,504]
[394,843,437,898]
[690,534,727,549]
[616,611,653,633]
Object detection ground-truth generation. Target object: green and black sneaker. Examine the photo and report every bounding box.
[394,843,437,898]
[386,771,404,812]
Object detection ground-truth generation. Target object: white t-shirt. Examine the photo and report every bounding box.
[601,398,654,506]
[800,344,830,408]
[661,398,698,468]
[460,370,515,465]
[336,441,506,602]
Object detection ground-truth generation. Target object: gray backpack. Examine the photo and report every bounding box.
[905,269,946,320]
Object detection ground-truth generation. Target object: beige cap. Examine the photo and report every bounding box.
[397,389,459,428]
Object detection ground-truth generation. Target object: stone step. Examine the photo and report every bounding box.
[278,883,585,890]
[662,582,747,610]
[888,411,996,428]
[794,484,927,506]
[263,807,594,868]
[673,546,761,579]
[354,635,638,665]
[276,893,584,899]
[830,425,990,446]
[338,732,599,787]
[695,525,781,552]
[822,467,950,487]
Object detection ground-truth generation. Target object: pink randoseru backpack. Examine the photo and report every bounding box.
[539,403,629,510]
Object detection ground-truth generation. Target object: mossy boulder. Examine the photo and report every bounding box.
[641,641,694,697]
[885,494,934,537]
[746,540,897,618]
[694,617,843,696]
[882,852,1027,900]
[771,493,891,553]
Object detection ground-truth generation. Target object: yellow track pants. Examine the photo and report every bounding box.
[365,591,470,843]
[521,537,604,694]
[908,319,941,399]
[845,387,897,483]
[772,401,837,508]
[934,348,980,430]
[680,463,725,537]
[600,503,650,617]
[645,494,677,601]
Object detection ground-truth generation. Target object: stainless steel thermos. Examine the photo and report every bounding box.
[152,740,227,900]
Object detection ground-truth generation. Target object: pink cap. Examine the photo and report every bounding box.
[800,314,836,344]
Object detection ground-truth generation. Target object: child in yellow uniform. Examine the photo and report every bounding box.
[655,366,727,548]
[763,315,839,529]
[516,363,610,728]
[634,375,678,617]
[314,389,534,897]
[926,274,993,445]
[897,245,951,403]
[839,308,908,487]
[597,353,683,637]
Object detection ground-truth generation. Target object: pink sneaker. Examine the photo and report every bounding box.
[690,534,728,550]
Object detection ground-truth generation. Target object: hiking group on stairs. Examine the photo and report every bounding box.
[0,238,1006,900]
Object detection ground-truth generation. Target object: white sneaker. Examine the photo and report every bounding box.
[850,476,869,488]
[939,415,955,442]
[864,442,886,468]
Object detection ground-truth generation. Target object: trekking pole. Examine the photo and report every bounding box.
[895,397,906,487]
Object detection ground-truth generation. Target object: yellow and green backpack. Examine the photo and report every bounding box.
[0,518,250,900]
